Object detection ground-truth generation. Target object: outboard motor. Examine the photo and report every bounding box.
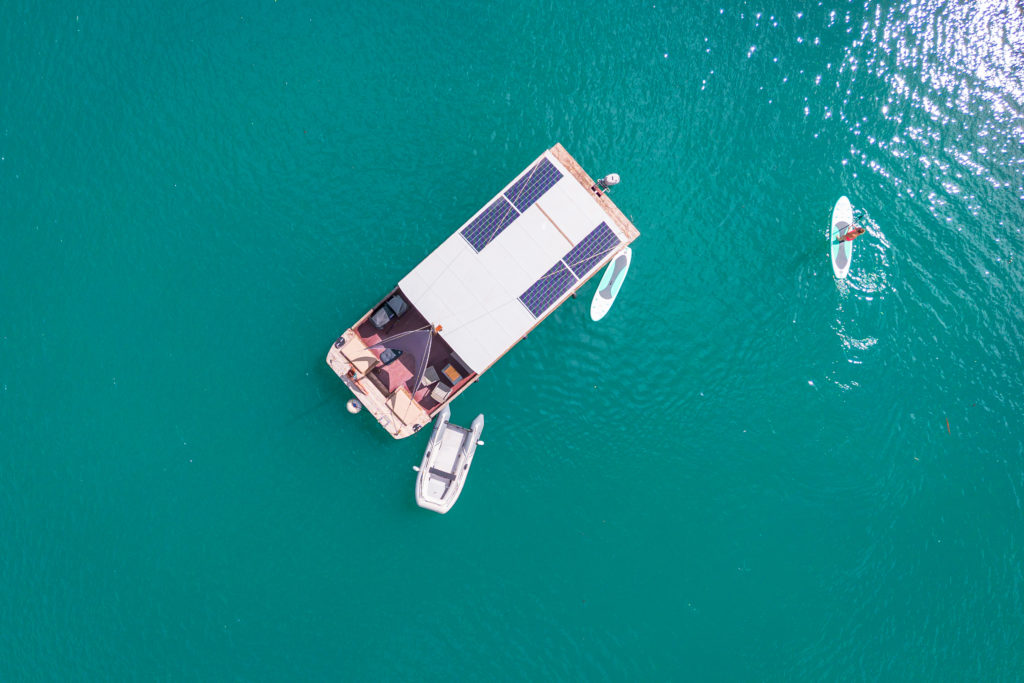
[593,173,620,195]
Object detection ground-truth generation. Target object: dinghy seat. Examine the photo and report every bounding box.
[429,467,456,481]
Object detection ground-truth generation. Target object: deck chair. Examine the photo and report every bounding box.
[386,294,409,318]
[369,293,410,330]
[369,305,394,330]
[430,382,451,403]
[420,366,440,387]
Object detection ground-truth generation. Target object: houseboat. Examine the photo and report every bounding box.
[326,143,640,439]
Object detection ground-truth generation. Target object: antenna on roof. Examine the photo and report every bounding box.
[592,173,620,195]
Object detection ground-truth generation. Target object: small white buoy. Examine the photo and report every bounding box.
[346,399,363,414]
[477,440,485,446]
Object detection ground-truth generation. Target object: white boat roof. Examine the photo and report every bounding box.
[399,147,636,373]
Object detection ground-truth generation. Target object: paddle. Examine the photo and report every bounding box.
[830,210,866,239]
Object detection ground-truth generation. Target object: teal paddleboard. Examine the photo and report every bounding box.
[830,196,853,279]
[590,247,632,321]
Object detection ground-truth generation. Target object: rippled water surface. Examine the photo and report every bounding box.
[2,0,1023,679]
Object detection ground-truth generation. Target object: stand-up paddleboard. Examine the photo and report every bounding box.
[830,196,854,279]
[590,247,632,321]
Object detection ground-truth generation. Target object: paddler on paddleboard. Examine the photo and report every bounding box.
[838,225,866,242]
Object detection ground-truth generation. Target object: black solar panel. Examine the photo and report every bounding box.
[459,196,520,252]
[518,262,578,318]
[504,158,563,212]
[564,222,621,278]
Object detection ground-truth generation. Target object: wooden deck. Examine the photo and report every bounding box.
[327,331,431,439]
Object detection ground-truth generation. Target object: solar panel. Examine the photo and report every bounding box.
[564,222,621,278]
[518,261,578,318]
[459,196,520,252]
[504,158,563,212]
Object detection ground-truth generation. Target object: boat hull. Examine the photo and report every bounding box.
[415,406,484,514]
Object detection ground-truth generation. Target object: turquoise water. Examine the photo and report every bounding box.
[3,0,1023,678]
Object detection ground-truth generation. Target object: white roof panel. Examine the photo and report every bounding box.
[484,207,566,283]
[476,245,532,306]
[535,179,612,244]
[398,149,627,373]
[519,204,575,259]
[440,299,535,372]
